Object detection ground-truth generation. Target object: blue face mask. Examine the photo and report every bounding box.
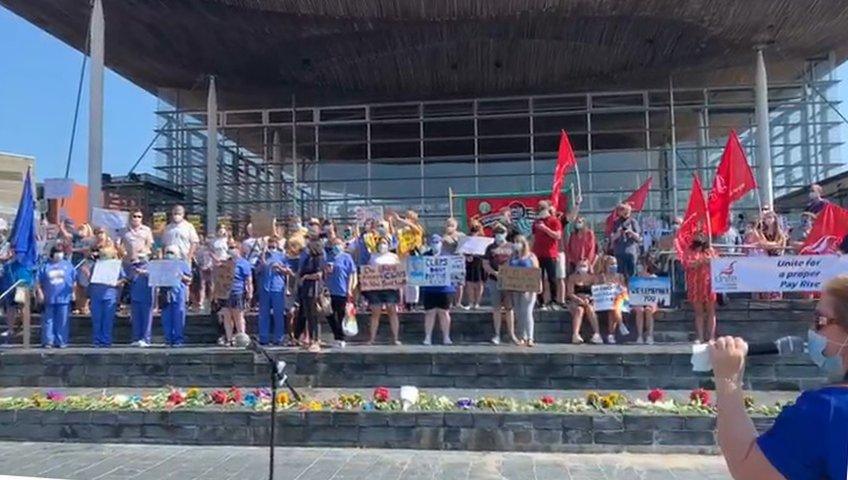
[494,233,506,243]
[607,265,618,274]
[430,243,442,255]
[332,245,344,255]
[808,329,847,381]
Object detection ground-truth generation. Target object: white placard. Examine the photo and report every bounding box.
[628,276,671,307]
[91,207,129,239]
[406,255,465,287]
[455,236,494,256]
[146,260,185,287]
[354,206,384,226]
[591,283,629,312]
[711,255,848,293]
[90,259,122,286]
[43,178,74,199]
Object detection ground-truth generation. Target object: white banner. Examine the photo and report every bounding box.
[628,276,671,307]
[711,255,848,293]
[91,207,129,240]
[90,259,122,287]
[591,283,629,312]
[147,260,185,287]
[455,236,494,256]
[43,178,74,199]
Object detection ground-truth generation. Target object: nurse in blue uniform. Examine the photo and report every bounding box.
[256,236,291,345]
[159,246,192,346]
[128,254,154,347]
[36,245,76,348]
[86,247,125,347]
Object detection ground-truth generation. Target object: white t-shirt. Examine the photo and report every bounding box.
[122,224,154,259]
[161,220,199,260]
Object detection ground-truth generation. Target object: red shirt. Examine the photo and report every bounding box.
[532,216,562,259]
[566,229,596,265]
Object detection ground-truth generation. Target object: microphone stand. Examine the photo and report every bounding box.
[244,337,301,480]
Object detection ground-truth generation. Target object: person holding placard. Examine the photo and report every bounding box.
[484,223,518,345]
[595,255,629,344]
[566,259,603,345]
[127,254,154,347]
[462,221,486,310]
[421,235,454,346]
[631,257,657,345]
[441,218,466,308]
[365,237,402,345]
[87,247,126,347]
[682,233,717,344]
[256,236,291,346]
[158,246,193,347]
[392,211,425,310]
[509,235,540,347]
[36,245,77,348]
[219,243,253,347]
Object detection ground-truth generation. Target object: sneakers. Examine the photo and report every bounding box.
[130,340,141,347]
[217,336,227,346]
[490,336,501,345]
[460,304,471,311]
[571,334,584,345]
[589,333,603,344]
[443,337,453,346]
[422,337,432,346]
[693,339,702,345]
[606,335,616,344]
[645,335,654,345]
[138,340,150,348]
[539,304,550,311]
[635,336,645,345]
[337,340,346,349]
[551,303,564,311]
[618,322,630,336]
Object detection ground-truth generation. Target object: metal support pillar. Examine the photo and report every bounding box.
[755,47,774,207]
[87,0,104,216]
[669,76,679,218]
[206,76,218,231]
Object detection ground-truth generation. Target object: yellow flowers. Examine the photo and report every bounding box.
[186,388,202,400]
[276,392,291,406]
[586,391,627,410]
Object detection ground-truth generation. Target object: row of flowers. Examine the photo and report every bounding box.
[0,387,788,417]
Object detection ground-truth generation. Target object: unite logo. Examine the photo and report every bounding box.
[800,235,840,255]
[714,260,738,288]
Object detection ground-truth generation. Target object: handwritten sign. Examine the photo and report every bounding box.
[43,178,74,199]
[628,276,671,307]
[91,207,129,240]
[359,264,406,291]
[455,236,494,256]
[406,255,465,287]
[592,283,629,312]
[147,260,185,287]
[90,259,122,287]
[354,206,384,227]
[213,262,235,299]
[251,210,276,237]
[497,266,541,293]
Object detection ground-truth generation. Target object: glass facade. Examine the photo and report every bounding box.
[155,56,844,231]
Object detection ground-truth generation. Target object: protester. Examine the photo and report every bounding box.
[419,234,454,346]
[484,223,518,345]
[711,275,848,480]
[127,253,153,347]
[804,183,829,215]
[296,238,326,352]
[595,254,628,344]
[86,245,125,347]
[509,235,539,346]
[256,236,290,346]
[219,243,252,346]
[751,210,787,300]
[159,245,192,347]
[36,245,76,348]
[609,203,641,279]
[531,200,562,311]
[463,221,486,310]
[365,237,402,345]
[284,234,304,344]
[788,212,815,251]
[631,257,657,345]
[683,233,716,344]
[393,210,424,310]
[122,210,154,262]
[325,237,356,348]
[441,218,465,308]
[565,216,596,276]
[161,205,200,264]
[566,259,603,344]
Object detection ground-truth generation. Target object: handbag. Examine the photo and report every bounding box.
[342,302,359,337]
[316,290,333,317]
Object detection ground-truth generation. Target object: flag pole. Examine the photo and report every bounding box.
[574,158,583,200]
[448,187,454,218]
[702,175,713,247]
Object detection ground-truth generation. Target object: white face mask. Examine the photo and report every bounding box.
[378,244,389,254]
[810,191,821,201]
[538,210,550,219]
[577,266,589,274]
[52,252,64,261]
[494,233,506,243]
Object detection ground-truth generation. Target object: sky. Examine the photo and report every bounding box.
[0,5,158,184]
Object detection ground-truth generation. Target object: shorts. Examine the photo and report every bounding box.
[364,289,399,305]
[422,291,451,311]
[223,293,245,310]
[466,258,486,283]
[486,280,513,309]
[555,253,567,279]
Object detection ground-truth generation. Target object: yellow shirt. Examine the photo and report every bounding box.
[397,226,423,257]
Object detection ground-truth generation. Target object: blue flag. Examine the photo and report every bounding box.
[9,167,38,275]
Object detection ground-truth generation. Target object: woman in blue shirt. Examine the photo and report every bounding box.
[256,236,290,345]
[85,246,126,347]
[220,243,253,346]
[158,246,192,347]
[326,237,357,347]
[508,235,540,347]
[36,245,77,348]
[711,274,848,480]
[127,254,153,347]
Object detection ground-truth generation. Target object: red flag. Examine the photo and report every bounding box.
[675,175,710,259]
[800,203,848,254]
[707,131,757,235]
[550,130,577,211]
[604,177,653,235]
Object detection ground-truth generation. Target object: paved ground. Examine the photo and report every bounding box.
[0,442,731,480]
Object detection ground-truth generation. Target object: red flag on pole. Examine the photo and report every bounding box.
[604,177,653,235]
[551,130,577,212]
[675,175,710,259]
[707,131,757,235]
[800,203,848,254]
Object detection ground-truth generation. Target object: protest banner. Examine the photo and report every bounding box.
[43,178,74,199]
[592,283,630,312]
[359,264,406,291]
[91,207,129,239]
[354,206,384,227]
[147,260,185,287]
[213,262,235,299]
[628,276,671,307]
[90,259,122,287]
[464,193,569,236]
[406,255,465,287]
[711,255,848,293]
[251,210,276,237]
[455,236,494,256]
[497,265,542,293]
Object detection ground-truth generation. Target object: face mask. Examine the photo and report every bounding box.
[378,244,389,254]
[577,266,589,274]
[165,253,176,259]
[607,265,618,274]
[807,329,847,380]
[431,243,443,254]
[228,249,239,258]
[173,214,184,222]
[810,192,821,201]
[52,252,64,261]
[513,242,523,251]
[377,227,387,236]
[494,233,506,243]
[343,230,352,240]
[575,222,584,230]
[538,210,550,219]
[333,244,344,255]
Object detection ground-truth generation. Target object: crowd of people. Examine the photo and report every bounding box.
[2,182,844,351]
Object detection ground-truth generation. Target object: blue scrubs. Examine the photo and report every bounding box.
[128,261,153,343]
[257,251,287,344]
[159,262,191,346]
[88,265,125,347]
[38,260,76,347]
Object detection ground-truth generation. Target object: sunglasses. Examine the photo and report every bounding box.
[132,215,142,218]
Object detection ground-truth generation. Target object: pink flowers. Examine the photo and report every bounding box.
[228,387,243,404]
[166,390,186,406]
[373,387,390,403]
[647,388,665,403]
[689,388,711,406]
[210,390,228,405]
[540,395,555,406]
[45,390,65,402]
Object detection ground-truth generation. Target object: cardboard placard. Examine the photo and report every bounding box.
[406,255,465,287]
[43,178,74,199]
[213,261,235,299]
[628,276,671,307]
[251,210,276,237]
[592,283,630,312]
[497,265,542,293]
[147,260,185,287]
[90,259,122,287]
[455,236,494,256]
[359,264,406,291]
